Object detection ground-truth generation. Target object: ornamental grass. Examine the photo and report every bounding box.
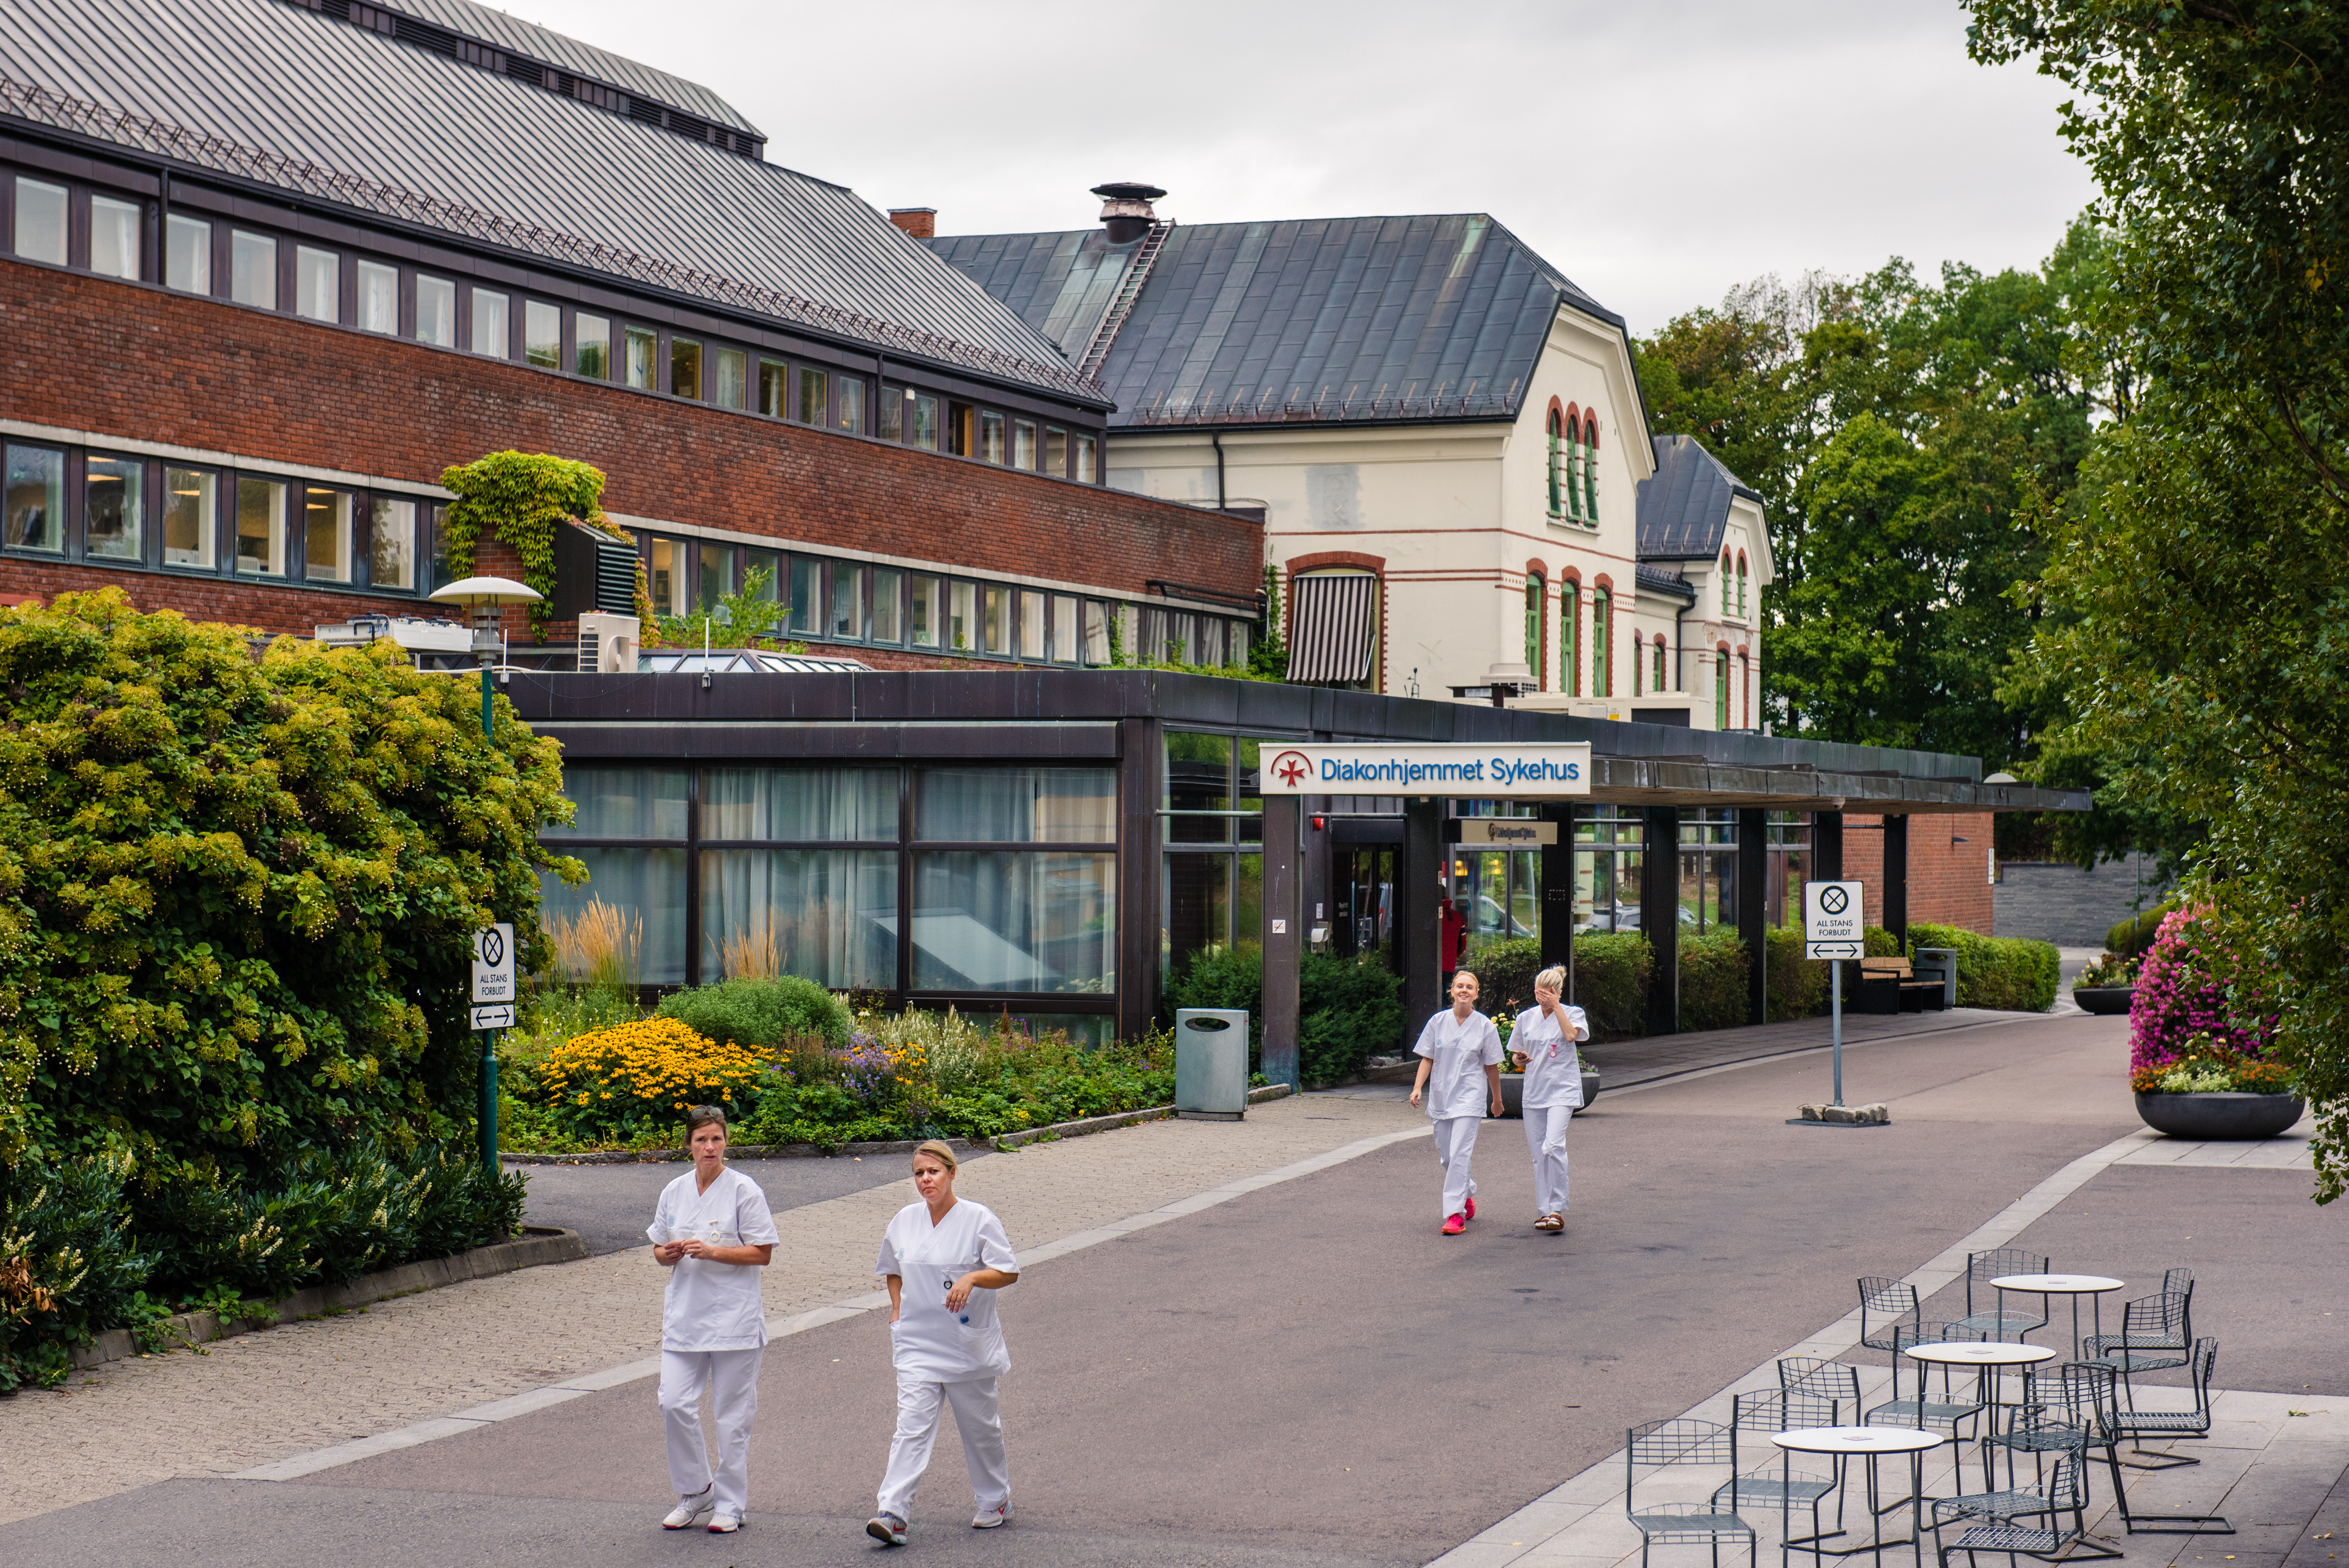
[533,1018,762,1142]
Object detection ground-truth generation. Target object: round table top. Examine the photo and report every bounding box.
[1771,1425,1942,1456]
[1905,1341,2058,1366]
[1991,1273,2123,1294]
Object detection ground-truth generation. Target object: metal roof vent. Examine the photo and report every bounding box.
[1093,181,1166,244]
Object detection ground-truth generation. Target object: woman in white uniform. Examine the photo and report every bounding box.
[1510,964,1588,1233]
[1409,969,1504,1235]
[866,1139,1020,1547]
[649,1106,779,1535]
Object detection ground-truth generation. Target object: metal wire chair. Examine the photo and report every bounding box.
[1626,1418,1757,1568]
[1952,1249,2050,1340]
[2070,1352,2233,1536]
[1859,1277,1920,1353]
[1715,1388,1848,1552]
[1778,1357,1864,1426]
[2082,1289,2192,1402]
[2107,1337,2221,1473]
[1931,1447,2094,1568]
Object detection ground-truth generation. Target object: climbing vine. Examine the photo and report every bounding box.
[437,451,616,638]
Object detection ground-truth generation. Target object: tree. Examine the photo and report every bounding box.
[0,590,577,1173]
[1967,0,2349,1199]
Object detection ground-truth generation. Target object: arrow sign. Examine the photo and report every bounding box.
[471,1003,516,1030]
[1806,941,1863,960]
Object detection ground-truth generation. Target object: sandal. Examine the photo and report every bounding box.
[1538,1213,1565,1232]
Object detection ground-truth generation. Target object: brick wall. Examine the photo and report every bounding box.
[1840,812,1995,935]
[0,262,1261,638]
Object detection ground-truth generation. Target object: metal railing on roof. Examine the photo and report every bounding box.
[1126,376,1523,427]
[0,75,1109,403]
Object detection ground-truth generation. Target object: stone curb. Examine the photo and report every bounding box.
[68,1226,588,1371]
[500,1083,1296,1164]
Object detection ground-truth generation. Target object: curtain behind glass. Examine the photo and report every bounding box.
[915,767,1114,843]
[701,849,897,987]
[538,848,686,984]
[702,767,895,840]
[910,852,1115,992]
[545,766,688,839]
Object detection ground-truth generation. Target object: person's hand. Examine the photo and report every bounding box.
[1408,1085,1422,1108]
[1490,1096,1505,1119]
[1510,1050,1529,1070]
[653,1240,684,1264]
[945,1273,980,1313]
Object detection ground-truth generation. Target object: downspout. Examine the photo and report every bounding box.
[1212,431,1226,511]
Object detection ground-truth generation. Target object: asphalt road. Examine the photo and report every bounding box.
[11,1012,2341,1567]
[519,1149,989,1255]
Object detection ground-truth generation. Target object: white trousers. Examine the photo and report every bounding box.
[1522,1101,1572,1215]
[659,1347,763,1516]
[876,1373,1007,1522]
[1431,1115,1483,1218]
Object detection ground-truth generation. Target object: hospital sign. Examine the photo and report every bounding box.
[1260,743,1592,798]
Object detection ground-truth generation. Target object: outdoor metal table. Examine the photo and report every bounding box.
[1769,1425,1941,1568]
[1903,1341,2057,1489]
[1991,1273,2122,1360]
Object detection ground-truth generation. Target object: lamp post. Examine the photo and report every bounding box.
[429,575,542,1171]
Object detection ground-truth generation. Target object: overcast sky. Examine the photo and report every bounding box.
[532,0,2097,336]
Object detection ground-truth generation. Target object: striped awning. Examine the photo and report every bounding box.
[1286,573,1378,684]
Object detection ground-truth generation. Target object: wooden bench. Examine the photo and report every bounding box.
[1857,955,1946,1014]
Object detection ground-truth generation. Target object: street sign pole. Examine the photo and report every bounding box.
[1802,880,1866,1115]
[472,922,516,1172]
[1831,956,1843,1107]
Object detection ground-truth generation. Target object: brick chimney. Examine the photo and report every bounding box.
[888,207,936,239]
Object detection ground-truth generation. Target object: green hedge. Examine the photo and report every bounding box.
[657,975,852,1049]
[1678,931,1750,1032]
[1907,923,2060,1011]
[1164,947,1268,1060]
[1163,948,1405,1084]
[1766,925,1830,1021]
[1573,932,1655,1040]
[1465,937,1543,1017]
[2106,901,2181,959]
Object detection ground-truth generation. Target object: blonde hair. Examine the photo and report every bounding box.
[911,1138,959,1174]
[1535,965,1568,996]
[1451,969,1479,990]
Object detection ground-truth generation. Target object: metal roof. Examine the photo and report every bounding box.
[1636,434,1762,560]
[0,0,1099,400]
[929,214,1622,429]
[390,0,757,135]
[1634,563,1697,603]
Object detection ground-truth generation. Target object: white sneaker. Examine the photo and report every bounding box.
[973,1500,1009,1529]
[707,1509,742,1534]
[661,1488,715,1530]
[867,1514,908,1545]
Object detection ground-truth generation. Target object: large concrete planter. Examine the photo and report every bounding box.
[2074,986,2133,1016]
[1498,1070,1603,1118]
[2134,1090,2304,1140]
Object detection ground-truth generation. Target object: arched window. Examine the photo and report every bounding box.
[1561,579,1580,695]
[1593,586,1612,696]
[1721,550,1732,613]
[1566,417,1585,521]
[1737,553,1748,618]
[1715,649,1730,729]
[1545,410,1563,516]
[1653,636,1667,693]
[1524,573,1545,684]
[1581,418,1599,520]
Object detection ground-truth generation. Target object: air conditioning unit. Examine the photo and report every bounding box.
[577,612,640,674]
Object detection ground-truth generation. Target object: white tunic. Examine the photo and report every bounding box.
[1413,1008,1503,1120]
[1511,1004,1589,1110]
[875,1198,1019,1382]
[647,1166,780,1352]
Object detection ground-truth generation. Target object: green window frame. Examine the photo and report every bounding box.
[1722,551,1733,613]
[1715,650,1731,729]
[1582,425,1599,520]
[1560,580,1580,695]
[1593,586,1611,697]
[1524,574,1544,680]
[1737,556,1748,617]
[1546,410,1563,515]
[1566,419,1584,520]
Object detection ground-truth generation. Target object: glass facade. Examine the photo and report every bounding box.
[1161,733,1265,998]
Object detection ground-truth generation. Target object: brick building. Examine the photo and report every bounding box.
[1839,813,1996,936]
[0,0,1262,660]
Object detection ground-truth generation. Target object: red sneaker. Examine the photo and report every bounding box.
[1464,1196,1477,1221]
[1442,1213,1466,1235]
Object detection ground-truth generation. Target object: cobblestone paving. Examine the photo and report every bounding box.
[0,1093,1423,1526]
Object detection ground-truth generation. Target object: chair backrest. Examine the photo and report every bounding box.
[2123,1289,2190,1346]
[2187,1337,2218,1413]
[2057,1360,2120,1439]
[1965,1248,2049,1317]
[1861,956,1911,976]
[1859,1277,1919,1350]
[1779,1357,1862,1423]
[2041,1448,2089,1511]
[2165,1268,2196,1338]
[1893,1321,1990,1355]
[1627,1418,1734,1509]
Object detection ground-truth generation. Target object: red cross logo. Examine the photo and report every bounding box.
[1271,750,1313,788]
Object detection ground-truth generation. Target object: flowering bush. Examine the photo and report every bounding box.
[532,1019,762,1142]
[2130,1033,2294,1094]
[2128,905,2279,1078]
[2077,951,2140,988]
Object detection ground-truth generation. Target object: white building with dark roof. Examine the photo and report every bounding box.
[927,185,1766,727]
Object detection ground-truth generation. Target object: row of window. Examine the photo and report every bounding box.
[3,440,427,590]
[1521,575,1744,701]
[1544,407,1600,526]
[5,169,1101,483]
[642,533,1251,668]
[1719,548,1750,618]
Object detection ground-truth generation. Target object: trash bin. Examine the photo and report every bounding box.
[1174,1009,1249,1120]
[1913,948,1958,1012]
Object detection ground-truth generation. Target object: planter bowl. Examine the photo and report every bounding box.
[2074,986,2133,1016]
[1498,1070,1603,1118]
[2134,1090,2304,1140]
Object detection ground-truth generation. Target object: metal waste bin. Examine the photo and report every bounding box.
[1913,948,1958,1011]
[1174,1009,1249,1120]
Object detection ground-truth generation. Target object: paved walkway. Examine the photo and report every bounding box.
[0,1090,1425,1526]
